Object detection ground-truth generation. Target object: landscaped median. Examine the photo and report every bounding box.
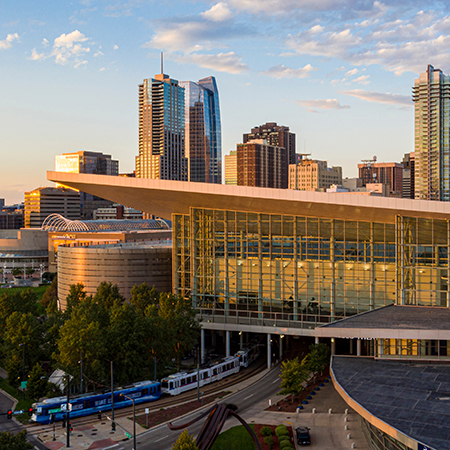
[209,423,295,450]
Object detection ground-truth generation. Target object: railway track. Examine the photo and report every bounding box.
[26,359,267,435]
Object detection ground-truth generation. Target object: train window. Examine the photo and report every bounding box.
[181,378,186,386]
[142,388,148,395]
[213,369,218,375]
[83,400,89,409]
[169,382,173,390]
[162,380,169,389]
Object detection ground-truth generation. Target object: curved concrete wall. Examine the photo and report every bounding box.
[57,244,172,309]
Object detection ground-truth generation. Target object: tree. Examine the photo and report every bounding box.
[27,363,48,400]
[6,354,22,388]
[307,343,330,377]
[171,429,198,450]
[0,430,33,450]
[159,294,201,371]
[41,277,57,307]
[11,267,22,278]
[93,282,124,309]
[25,267,34,278]
[130,283,159,315]
[64,283,87,319]
[279,356,310,402]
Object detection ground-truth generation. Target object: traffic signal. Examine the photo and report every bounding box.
[112,421,116,431]
[51,414,56,423]
[62,414,66,428]
[7,410,12,419]
[68,422,73,433]
[97,411,102,420]
[28,407,33,417]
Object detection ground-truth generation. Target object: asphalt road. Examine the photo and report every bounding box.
[115,366,282,450]
[0,388,47,449]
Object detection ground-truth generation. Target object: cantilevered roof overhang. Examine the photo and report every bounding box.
[47,171,450,222]
[315,305,450,340]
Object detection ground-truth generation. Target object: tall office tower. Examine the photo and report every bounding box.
[24,187,80,228]
[136,73,187,181]
[288,155,342,191]
[237,140,287,188]
[224,150,237,185]
[358,159,403,197]
[180,77,222,183]
[243,122,296,165]
[55,151,119,219]
[402,152,415,199]
[413,65,450,201]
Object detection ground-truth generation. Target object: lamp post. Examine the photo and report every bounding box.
[123,394,136,450]
[197,346,200,402]
[19,344,25,400]
[79,351,83,394]
[66,375,70,448]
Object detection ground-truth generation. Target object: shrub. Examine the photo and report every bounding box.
[280,441,293,450]
[275,425,287,437]
[277,429,290,438]
[278,435,290,443]
[261,426,273,437]
[264,435,274,449]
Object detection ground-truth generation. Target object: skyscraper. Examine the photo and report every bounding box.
[243,122,296,165]
[55,150,119,219]
[136,73,187,181]
[179,76,222,183]
[413,65,450,201]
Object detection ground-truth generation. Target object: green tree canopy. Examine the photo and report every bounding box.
[41,276,57,307]
[27,363,48,400]
[0,430,33,450]
[172,429,199,450]
[279,356,310,402]
[307,343,330,376]
[93,282,124,309]
[130,283,159,315]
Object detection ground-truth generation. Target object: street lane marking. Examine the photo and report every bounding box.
[272,379,279,384]
[155,435,169,442]
[244,394,254,400]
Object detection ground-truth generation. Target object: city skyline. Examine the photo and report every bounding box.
[3,1,450,203]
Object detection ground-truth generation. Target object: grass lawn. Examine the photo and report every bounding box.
[210,424,257,450]
[6,285,49,302]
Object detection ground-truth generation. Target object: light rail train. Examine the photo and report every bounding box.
[161,355,240,396]
[31,380,161,424]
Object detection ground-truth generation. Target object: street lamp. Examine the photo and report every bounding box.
[111,360,115,432]
[122,393,136,450]
[19,344,25,400]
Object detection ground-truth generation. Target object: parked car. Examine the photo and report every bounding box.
[296,426,311,445]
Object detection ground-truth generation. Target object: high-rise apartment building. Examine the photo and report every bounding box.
[237,140,287,188]
[244,122,296,166]
[55,151,119,219]
[289,156,342,191]
[136,73,187,181]
[357,160,403,197]
[180,77,222,184]
[413,65,450,201]
[402,152,415,199]
[225,151,237,185]
[24,187,80,228]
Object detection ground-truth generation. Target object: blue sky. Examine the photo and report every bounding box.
[1,0,449,204]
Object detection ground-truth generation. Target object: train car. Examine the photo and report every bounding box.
[235,343,261,368]
[31,380,161,424]
[161,355,240,396]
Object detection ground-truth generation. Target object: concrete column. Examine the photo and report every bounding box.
[226,331,230,357]
[315,336,319,345]
[279,335,283,360]
[349,339,353,355]
[331,338,336,356]
[239,332,243,350]
[357,339,361,356]
[267,334,272,368]
[201,329,205,364]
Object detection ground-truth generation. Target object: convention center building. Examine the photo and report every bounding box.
[48,171,450,450]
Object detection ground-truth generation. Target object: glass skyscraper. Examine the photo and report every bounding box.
[180,76,222,184]
[413,65,450,201]
[136,73,187,181]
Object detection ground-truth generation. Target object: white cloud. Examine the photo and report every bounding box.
[353,74,370,84]
[51,30,90,65]
[297,98,350,113]
[260,64,316,79]
[42,38,49,47]
[29,48,46,61]
[0,33,19,50]
[340,89,412,106]
[175,52,248,74]
[345,68,358,76]
[99,67,106,71]
[201,3,233,22]
[113,45,119,50]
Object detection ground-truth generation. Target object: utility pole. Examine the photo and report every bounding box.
[80,351,83,394]
[197,346,200,402]
[19,344,25,400]
[66,375,70,448]
[111,361,115,431]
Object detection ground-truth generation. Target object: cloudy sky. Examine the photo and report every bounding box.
[1,0,449,203]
